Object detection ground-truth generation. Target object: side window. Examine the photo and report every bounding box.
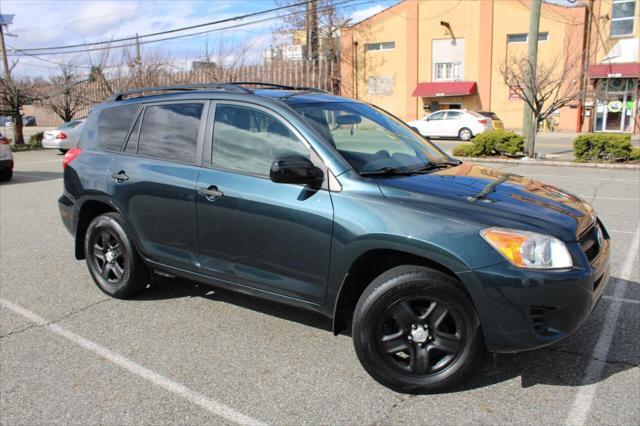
[429,112,445,120]
[212,104,309,177]
[98,104,139,152]
[124,113,141,154]
[445,111,462,119]
[138,103,204,164]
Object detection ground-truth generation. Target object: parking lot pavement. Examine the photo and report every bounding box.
[1,149,639,425]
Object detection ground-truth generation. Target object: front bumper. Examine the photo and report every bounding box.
[458,236,610,353]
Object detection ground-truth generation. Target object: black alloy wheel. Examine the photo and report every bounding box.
[90,229,126,285]
[376,296,464,376]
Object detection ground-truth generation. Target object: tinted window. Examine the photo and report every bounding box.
[99,105,139,151]
[212,104,308,177]
[428,112,446,120]
[446,111,462,119]
[59,120,82,129]
[138,103,204,164]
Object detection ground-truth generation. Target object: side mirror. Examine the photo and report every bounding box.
[270,155,324,187]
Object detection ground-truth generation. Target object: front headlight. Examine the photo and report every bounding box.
[481,227,573,269]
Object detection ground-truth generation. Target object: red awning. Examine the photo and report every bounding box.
[588,63,640,78]
[412,81,477,97]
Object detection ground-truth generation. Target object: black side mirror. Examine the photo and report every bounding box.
[270,156,324,187]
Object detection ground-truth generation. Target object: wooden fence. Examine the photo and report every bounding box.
[31,60,336,127]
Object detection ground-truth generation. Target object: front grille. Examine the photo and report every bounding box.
[579,223,601,263]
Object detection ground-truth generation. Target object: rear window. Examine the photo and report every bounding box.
[59,120,82,130]
[98,105,140,152]
[138,103,204,164]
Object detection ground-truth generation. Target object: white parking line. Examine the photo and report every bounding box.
[566,224,640,426]
[17,159,60,165]
[0,298,265,426]
[608,229,639,235]
[603,295,640,305]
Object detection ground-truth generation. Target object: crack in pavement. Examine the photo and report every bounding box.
[0,298,111,340]
[542,346,638,369]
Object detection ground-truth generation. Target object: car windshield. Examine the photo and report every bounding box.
[289,101,450,173]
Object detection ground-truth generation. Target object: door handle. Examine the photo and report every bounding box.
[199,186,224,200]
[112,171,129,182]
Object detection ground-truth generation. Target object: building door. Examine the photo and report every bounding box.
[594,78,636,133]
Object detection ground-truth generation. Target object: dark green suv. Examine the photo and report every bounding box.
[59,83,610,393]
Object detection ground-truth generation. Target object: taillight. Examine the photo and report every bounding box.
[0,137,9,144]
[57,132,68,139]
[478,119,488,125]
[63,147,82,169]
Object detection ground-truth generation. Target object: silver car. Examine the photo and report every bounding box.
[42,119,85,153]
[0,131,14,181]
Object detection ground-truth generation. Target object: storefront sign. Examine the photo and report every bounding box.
[608,100,623,113]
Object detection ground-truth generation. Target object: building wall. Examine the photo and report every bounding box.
[341,0,587,131]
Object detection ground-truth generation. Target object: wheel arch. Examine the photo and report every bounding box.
[331,248,476,335]
[74,198,119,260]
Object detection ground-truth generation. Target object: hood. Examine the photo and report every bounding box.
[375,163,595,241]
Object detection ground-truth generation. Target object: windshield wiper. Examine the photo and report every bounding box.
[409,160,461,173]
[359,167,415,177]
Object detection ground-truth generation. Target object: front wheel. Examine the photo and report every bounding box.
[458,128,473,141]
[59,149,68,154]
[0,168,12,181]
[85,212,149,299]
[352,265,482,393]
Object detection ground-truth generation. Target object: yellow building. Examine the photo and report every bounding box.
[583,0,639,133]
[340,0,593,132]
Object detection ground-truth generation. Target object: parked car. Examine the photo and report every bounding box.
[23,115,36,126]
[59,83,610,393]
[0,115,12,127]
[408,109,492,140]
[0,132,14,181]
[476,111,504,130]
[42,119,85,153]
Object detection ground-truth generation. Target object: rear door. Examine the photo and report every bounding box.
[195,101,334,305]
[108,101,207,272]
[443,110,464,137]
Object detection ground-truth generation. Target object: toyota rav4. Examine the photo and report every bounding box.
[59,83,610,393]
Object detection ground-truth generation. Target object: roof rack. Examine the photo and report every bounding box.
[230,82,331,94]
[107,82,252,102]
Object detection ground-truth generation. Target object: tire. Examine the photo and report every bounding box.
[0,168,12,181]
[458,128,473,141]
[59,149,68,154]
[352,265,482,394]
[84,212,149,299]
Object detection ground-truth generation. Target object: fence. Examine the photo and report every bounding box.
[31,60,336,127]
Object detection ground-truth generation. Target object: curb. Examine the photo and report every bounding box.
[456,156,640,170]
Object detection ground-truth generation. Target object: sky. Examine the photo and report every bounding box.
[0,0,396,77]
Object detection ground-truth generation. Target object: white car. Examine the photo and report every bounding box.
[42,119,85,153]
[0,132,14,181]
[408,109,492,141]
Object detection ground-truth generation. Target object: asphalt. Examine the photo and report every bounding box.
[1,149,638,425]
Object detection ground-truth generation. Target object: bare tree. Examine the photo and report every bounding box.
[0,61,35,145]
[500,51,582,157]
[38,62,90,122]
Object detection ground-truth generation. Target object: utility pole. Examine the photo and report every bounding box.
[0,21,11,80]
[135,33,142,80]
[522,0,541,158]
[308,0,319,75]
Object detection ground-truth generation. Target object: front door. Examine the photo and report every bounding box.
[196,102,334,305]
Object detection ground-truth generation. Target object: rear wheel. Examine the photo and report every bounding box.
[85,212,149,298]
[59,149,68,154]
[352,265,482,393]
[458,128,473,141]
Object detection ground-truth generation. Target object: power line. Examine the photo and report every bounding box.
[14,0,314,53]
[9,0,367,58]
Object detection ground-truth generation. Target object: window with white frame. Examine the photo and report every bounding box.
[365,42,395,52]
[432,38,465,81]
[611,0,636,37]
[434,63,462,81]
[507,32,549,43]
